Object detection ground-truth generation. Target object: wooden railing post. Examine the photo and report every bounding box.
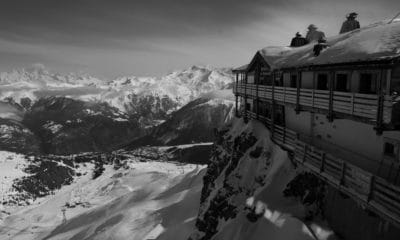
[235,72,239,94]
[328,71,334,122]
[271,71,276,138]
[311,89,315,108]
[244,73,248,122]
[235,95,239,117]
[350,92,355,115]
[256,66,260,120]
[367,176,375,202]
[320,152,326,172]
[303,144,308,163]
[283,127,286,144]
[375,69,384,135]
[340,161,346,185]
[296,71,301,114]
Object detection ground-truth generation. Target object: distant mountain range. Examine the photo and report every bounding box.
[0,65,234,154]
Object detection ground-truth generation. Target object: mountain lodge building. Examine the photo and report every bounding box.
[233,20,400,226]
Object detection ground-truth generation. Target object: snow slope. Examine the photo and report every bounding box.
[189,118,335,240]
[0,152,206,240]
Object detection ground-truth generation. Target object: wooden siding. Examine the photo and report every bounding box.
[243,109,400,227]
[234,83,393,125]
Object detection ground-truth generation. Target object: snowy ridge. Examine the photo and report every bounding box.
[0,65,233,116]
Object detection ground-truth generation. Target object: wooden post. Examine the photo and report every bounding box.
[296,71,301,114]
[235,72,239,97]
[320,152,326,172]
[283,127,286,144]
[303,144,308,163]
[271,71,276,136]
[235,95,239,117]
[350,93,355,115]
[376,69,384,135]
[272,71,275,101]
[328,71,334,122]
[244,73,248,122]
[256,65,260,120]
[340,161,346,185]
[367,176,375,202]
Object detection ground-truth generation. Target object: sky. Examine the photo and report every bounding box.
[0,0,399,79]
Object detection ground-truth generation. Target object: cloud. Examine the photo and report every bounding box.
[0,0,399,78]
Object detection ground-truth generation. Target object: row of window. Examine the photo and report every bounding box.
[244,99,285,126]
[241,70,382,94]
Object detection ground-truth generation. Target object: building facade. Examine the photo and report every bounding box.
[233,21,400,226]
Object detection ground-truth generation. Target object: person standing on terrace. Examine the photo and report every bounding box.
[340,12,360,34]
[306,24,326,42]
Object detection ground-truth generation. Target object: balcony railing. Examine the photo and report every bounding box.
[234,83,393,125]
[243,109,400,227]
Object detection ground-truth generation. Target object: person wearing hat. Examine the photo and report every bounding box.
[290,32,308,47]
[339,12,360,34]
[306,24,326,43]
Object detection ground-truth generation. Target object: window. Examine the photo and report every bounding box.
[384,142,395,157]
[260,74,272,85]
[274,105,285,126]
[383,138,399,162]
[359,73,377,94]
[316,73,329,90]
[275,74,283,86]
[283,73,291,87]
[259,101,271,118]
[290,74,297,88]
[245,103,251,111]
[247,72,255,84]
[253,99,258,112]
[335,73,349,92]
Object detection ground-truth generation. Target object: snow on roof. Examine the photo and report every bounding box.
[258,20,400,69]
[232,64,249,72]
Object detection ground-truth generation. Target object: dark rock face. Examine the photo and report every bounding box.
[193,126,258,240]
[22,97,142,155]
[283,172,326,219]
[126,97,233,149]
[123,93,179,127]
[0,118,41,154]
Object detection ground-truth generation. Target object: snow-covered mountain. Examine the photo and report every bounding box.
[126,90,235,148]
[0,65,234,154]
[0,64,233,125]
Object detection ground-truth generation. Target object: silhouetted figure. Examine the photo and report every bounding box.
[340,12,360,34]
[313,38,328,56]
[306,24,326,43]
[290,32,308,47]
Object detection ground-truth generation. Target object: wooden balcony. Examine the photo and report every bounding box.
[243,109,400,227]
[234,83,393,127]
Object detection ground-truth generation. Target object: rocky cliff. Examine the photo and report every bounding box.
[189,118,335,240]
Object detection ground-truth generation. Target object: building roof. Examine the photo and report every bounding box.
[232,64,249,72]
[258,20,400,70]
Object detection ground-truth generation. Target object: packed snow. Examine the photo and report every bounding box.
[0,152,30,208]
[258,20,400,69]
[0,152,206,240]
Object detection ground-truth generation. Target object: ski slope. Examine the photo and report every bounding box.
[0,158,205,240]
